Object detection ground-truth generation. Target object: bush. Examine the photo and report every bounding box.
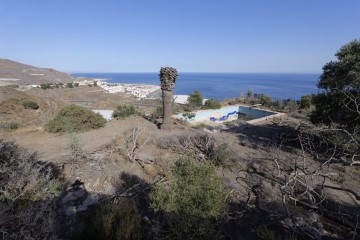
[22,100,39,110]
[74,83,79,87]
[81,199,146,240]
[0,140,62,238]
[300,94,313,109]
[152,106,163,118]
[0,140,62,201]
[182,112,196,120]
[66,82,74,88]
[188,90,203,107]
[93,81,98,86]
[9,122,19,130]
[210,143,229,166]
[203,98,221,109]
[260,94,272,106]
[40,83,52,90]
[151,156,227,239]
[113,105,136,119]
[45,105,107,133]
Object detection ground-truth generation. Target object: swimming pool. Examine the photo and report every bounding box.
[176,105,277,123]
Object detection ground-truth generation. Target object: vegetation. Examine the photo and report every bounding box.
[151,156,228,239]
[311,39,360,130]
[152,106,163,118]
[182,112,196,120]
[0,140,62,238]
[300,94,313,109]
[40,83,52,89]
[203,98,221,109]
[260,94,272,106]
[66,82,74,88]
[81,200,146,240]
[22,100,39,110]
[113,104,137,119]
[45,104,107,133]
[187,90,203,107]
[247,89,253,98]
[159,67,179,130]
[74,82,79,87]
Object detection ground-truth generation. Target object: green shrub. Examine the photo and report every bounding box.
[151,156,227,239]
[74,83,79,87]
[187,90,203,107]
[0,140,62,201]
[113,105,137,119]
[22,100,39,110]
[284,100,299,112]
[45,104,106,133]
[209,143,229,166]
[88,84,93,87]
[203,98,221,109]
[300,94,313,109]
[0,140,62,238]
[40,83,52,90]
[152,106,163,118]
[260,94,272,106]
[182,112,196,120]
[93,81,98,86]
[66,82,74,88]
[0,122,20,130]
[81,199,146,240]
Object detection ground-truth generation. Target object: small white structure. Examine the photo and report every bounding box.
[173,95,208,105]
[92,110,114,121]
[174,95,189,104]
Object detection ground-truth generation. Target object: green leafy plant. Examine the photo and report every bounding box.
[151,156,228,239]
[81,199,146,240]
[22,100,39,110]
[40,83,52,90]
[152,106,163,118]
[300,94,313,109]
[203,99,221,109]
[45,104,106,133]
[209,143,229,166]
[66,82,74,88]
[113,104,137,119]
[182,112,196,120]
[187,90,203,107]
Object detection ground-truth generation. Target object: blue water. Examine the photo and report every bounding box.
[72,73,320,100]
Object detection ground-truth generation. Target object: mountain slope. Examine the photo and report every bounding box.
[0,58,71,85]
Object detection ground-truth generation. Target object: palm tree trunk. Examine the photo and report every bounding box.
[161,90,173,130]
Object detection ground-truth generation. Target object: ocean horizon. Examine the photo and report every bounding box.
[72,72,320,100]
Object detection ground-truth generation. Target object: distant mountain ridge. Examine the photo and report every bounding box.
[0,58,71,85]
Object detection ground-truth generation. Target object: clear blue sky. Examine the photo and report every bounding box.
[0,0,359,73]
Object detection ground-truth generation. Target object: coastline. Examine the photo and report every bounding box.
[72,72,319,100]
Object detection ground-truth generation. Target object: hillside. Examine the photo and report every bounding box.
[0,58,71,86]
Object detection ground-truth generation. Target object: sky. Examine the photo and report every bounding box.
[0,0,359,73]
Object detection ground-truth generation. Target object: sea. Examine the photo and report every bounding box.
[72,73,320,100]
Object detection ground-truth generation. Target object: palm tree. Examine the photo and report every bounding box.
[159,67,178,130]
